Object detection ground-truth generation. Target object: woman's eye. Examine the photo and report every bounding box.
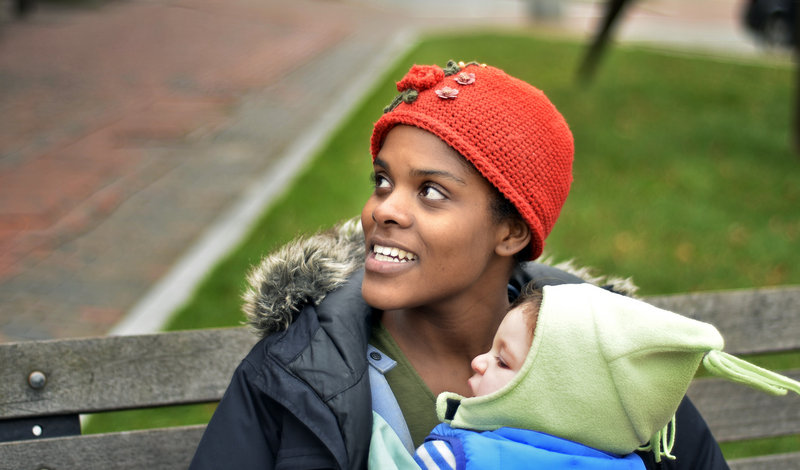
[371,173,391,189]
[420,185,446,201]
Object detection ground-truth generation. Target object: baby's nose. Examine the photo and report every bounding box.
[471,354,488,374]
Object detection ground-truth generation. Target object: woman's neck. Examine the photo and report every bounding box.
[382,292,509,396]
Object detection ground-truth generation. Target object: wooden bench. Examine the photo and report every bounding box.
[1,286,798,469]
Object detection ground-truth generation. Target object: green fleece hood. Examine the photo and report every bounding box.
[438,283,800,460]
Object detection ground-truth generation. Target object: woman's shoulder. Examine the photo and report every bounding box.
[512,255,638,297]
[242,217,366,338]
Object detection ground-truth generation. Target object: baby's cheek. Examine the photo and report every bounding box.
[499,370,517,388]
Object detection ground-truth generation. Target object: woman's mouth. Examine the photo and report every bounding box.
[372,244,418,263]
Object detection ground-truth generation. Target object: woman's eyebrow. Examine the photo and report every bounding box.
[375,156,466,185]
[374,157,390,170]
[410,168,466,185]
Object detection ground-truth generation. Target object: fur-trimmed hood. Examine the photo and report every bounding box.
[243,218,365,337]
[243,217,637,338]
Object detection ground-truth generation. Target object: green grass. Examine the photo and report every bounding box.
[171,32,799,327]
[164,32,798,330]
[84,31,800,459]
[720,434,800,461]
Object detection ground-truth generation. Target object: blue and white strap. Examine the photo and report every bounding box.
[414,440,458,470]
[368,345,414,454]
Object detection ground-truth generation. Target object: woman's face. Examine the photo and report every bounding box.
[361,125,511,312]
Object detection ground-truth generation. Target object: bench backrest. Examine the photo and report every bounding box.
[0,328,257,469]
[647,286,800,469]
[1,286,798,469]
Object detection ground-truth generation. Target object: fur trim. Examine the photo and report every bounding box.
[243,218,365,337]
[537,252,639,297]
[242,217,638,337]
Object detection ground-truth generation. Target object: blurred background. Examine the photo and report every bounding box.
[0,0,797,343]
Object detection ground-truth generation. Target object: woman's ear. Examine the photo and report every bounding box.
[495,218,531,257]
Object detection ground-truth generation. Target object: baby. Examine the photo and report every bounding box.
[412,282,800,470]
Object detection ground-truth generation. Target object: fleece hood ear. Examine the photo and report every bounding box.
[439,283,800,458]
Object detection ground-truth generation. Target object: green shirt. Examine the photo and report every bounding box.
[369,321,439,447]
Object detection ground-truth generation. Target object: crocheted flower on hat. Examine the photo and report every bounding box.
[396,64,445,92]
[383,60,472,113]
[435,86,459,99]
[454,72,476,85]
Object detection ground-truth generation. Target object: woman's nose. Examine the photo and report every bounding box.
[471,354,488,375]
[371,191,412,227]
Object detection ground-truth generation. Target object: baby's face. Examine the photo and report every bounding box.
[468,305,533,397]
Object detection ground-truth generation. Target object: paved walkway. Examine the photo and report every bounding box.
[0,0,772,342]
[0,0,415,342]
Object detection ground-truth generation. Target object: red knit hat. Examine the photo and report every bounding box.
[370,61,574,260]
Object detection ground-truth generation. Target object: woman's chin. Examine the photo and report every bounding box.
[361,275,418,312]
[361,280,398,311]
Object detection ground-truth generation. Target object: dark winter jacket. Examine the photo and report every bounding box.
[188,219,729,470]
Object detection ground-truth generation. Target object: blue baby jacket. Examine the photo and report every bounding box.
[414,423,645,470]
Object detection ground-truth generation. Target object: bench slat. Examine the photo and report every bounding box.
[728,450,800,470]
[0,328,257,418]
[645,286,800,355]
[0,425,205,470]
[687,369,800,442]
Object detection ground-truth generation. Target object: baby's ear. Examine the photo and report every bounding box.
[496,217,531,257]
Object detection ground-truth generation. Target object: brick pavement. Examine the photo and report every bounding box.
[0,0,407,342]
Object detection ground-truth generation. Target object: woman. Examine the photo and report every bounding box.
[189,61,728,469]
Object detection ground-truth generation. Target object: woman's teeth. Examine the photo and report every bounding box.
[373,244,417,263]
